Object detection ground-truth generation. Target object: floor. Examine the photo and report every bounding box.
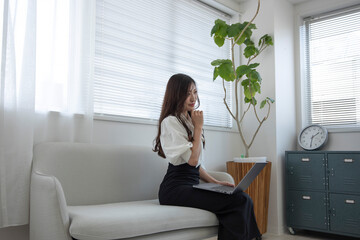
[203,230,359,240]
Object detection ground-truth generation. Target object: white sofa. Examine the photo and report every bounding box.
[30,142,234,240]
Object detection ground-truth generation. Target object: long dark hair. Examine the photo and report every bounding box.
[153,73,204,158]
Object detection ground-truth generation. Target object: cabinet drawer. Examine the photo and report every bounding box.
[328,153,360,194]
[286,153,325,190]
[329,194,360,235]
[286,190,327,230]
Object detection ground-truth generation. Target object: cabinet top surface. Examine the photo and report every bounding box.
[286,150,360,154]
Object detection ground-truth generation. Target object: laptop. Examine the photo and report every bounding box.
[193,162,267,194]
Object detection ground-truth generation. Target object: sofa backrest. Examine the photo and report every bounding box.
[32,142,168,206]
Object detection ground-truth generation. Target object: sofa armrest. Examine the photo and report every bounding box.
[206,170,235,184]
[30,171,72,240]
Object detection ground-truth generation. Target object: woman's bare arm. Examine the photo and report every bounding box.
[187,110,203,166]
[199,167,234,187]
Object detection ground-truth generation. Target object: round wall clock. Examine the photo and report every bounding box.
[298,124,328,151]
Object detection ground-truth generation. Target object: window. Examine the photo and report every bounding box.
[302,5,360,130]
[94,0,233,128]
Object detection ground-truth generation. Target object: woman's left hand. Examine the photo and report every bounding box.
[217,181,235,187]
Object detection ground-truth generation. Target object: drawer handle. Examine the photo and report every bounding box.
[345,199,355,204]
[301,158,310,162]
[302,196,311,200]
[344,159,354,163]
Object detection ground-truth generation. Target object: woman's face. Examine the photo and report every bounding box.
[183,83,197,113]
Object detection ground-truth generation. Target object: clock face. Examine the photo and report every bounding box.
[298,125,328,150]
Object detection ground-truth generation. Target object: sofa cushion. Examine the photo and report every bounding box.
[68,199,218,240]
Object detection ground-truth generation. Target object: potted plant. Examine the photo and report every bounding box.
[210,0,274,158]
[211,1,273,234]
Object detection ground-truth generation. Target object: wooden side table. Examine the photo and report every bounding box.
[226,161,272,235]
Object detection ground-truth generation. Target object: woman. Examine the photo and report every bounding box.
[153,73,261,240]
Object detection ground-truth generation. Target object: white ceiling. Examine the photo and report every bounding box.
[286,0,313,4]
[233,0,313,5]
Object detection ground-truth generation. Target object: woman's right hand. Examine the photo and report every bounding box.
[191,110,203,129]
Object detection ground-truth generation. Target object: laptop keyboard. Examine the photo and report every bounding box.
[211,185,235,193]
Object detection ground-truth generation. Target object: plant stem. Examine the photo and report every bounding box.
[222,79,236,120]
[248,102,271,149]
[231,38,239,121]
[240,103,251,124]
[223,0,266,158]
[232,0,261,49]
[236,117,249,157]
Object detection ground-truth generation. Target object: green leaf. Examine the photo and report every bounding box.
[214,36,225,47]
[244,97,252,103]
[244,45,258,58]
[244,28,253,39]
[235,34,247,45]
[236,65,251,78]
[211,19,228,47]
[211,59,235,81]
[211,59,221,66]
[244,85,256,99]
[244,87,251,99]
[239,22,254,39]
[211,59,231,66]
[212,19,228,37]
[211,59,226,66]
[227,23,241,37]
[213,67,219,81]
[231,23,254,45]
[266,97,275,103]
[253,82,261,93]
[211,19,227,35]
[247,70,262,83]
[251,97,257,106]
[243,21,257,30]
[218,61,235,82]
[244,38,255,46]
[259,34,273,46]
[241,79,249,86]
[260,99,267,109]
[248,63,260,68]
[210,24,219,36]
[264,35,273,45]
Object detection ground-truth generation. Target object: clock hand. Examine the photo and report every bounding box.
[310,132,320,148]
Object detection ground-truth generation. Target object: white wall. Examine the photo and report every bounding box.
[239,0,297,235]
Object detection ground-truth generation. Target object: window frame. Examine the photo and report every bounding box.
[299,4,360,133]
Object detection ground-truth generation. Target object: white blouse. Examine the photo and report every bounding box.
[160,115,204,168]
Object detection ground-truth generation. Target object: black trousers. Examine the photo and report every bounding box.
[159,163,260,240]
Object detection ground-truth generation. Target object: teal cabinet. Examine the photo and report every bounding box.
[286,153,325,190]
[286,151,360,238]
[329,194,360,236]
[328,153,360,194]
[287,190,327,230]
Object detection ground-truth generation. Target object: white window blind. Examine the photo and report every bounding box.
[94,0,232,128]
[303,5,360,130]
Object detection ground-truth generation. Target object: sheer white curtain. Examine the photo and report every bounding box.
[33,0,94,143]
[0,0,94,227]
[0,0,36,227]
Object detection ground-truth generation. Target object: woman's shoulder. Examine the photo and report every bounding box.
[162,115,178,124]
[161,115,183,130]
